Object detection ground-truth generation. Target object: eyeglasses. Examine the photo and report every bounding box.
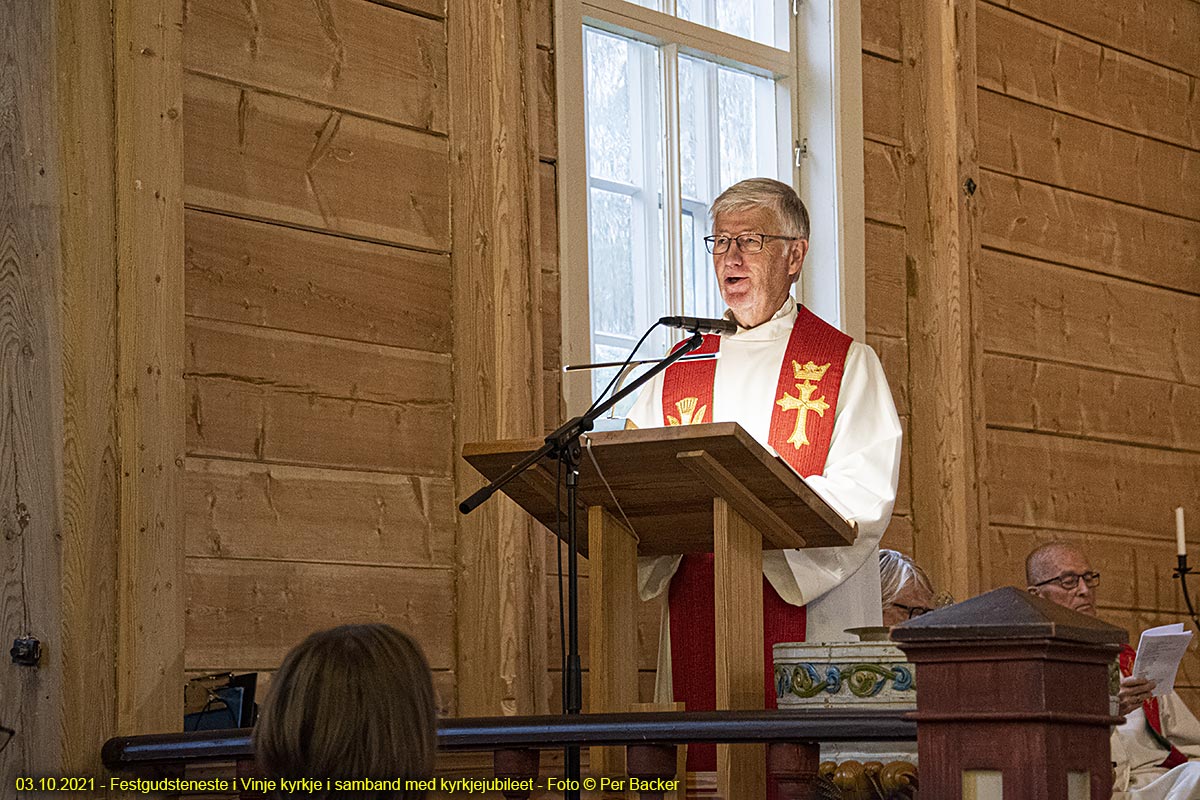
[887,601,934,620]
[703,233,799,255]
[1032,571,1101,591]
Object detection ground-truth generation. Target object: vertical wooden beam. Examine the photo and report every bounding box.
[0,0,69,780]
[901,0,987,601]
[450,0,548,716]
[588,505,638,779]
[1,0,182,775]
[114,0,185,733]
[712,497,765,798]
[58,0,121,772]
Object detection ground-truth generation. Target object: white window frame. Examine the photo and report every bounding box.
[555,0,865,413]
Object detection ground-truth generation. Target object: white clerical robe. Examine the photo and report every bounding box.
[627,297,902,685]
[1113,694,1200,799]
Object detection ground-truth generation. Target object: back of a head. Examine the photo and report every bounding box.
[255,624,437,799]
[879,549,933,605]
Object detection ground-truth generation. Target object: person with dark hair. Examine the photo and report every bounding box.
[254,623,437,799]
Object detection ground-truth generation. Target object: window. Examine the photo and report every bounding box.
[556,0,865,412]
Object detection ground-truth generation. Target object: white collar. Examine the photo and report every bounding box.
[724,296,798,341]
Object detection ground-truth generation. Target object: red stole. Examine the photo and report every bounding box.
[1119,644,1189,769]
[662,306,852,772]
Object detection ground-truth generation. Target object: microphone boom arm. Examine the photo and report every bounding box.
[458,330,707,514]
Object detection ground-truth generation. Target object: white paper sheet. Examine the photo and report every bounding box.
[1133,622,1194,697]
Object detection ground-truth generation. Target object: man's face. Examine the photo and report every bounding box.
[712,207,807,329]
[1029,548,1098,616]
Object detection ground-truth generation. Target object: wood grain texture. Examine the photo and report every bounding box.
[537,47,556,161]
[367,0,445,20]
[534,0,552,49]
[193,667,458,718]
[184,0,448,132]
[864,221,906,338]
[548,671,660,713]
[988,0,1200,79]
[185,366,452,477]
[979,251,1200,387]
[861,0,901,61]
[988,526,1199,619]
[977,89,1200,221]
[587,506,639,778]
[450,0,548,716]
[977,3,1199,149]
[184,73,450,250]
[545,574,663,673]
[185,209,452,352]
[901,0,987,600]
[186,317,452,405]
[56,0,119,774]
[987,428,1199,540]
[881,514,916,557]
[185,458,455,566]
[980,173,1200,295]
[185,557,455,670]
[863,54,902,146]
[713,498,765,799]
[866,333,910,416]
[863,141,905,226]
[984,353,1200,453]
[114,0,186,736]
[0,1,67,778]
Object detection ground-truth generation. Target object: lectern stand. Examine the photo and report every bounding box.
[464,422,855,796]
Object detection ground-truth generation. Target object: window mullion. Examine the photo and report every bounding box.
[661,43,684,316]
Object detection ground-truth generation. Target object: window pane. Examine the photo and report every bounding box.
[585,30,666,405]
[677,0,783,48]
[586,30,633,184]
[678,56,705,201]
[717,66,777,190]
[589,189,635,338]
[681,209,722,318]
[590,342,653,417]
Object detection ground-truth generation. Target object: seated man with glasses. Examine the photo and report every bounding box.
[627,178,902,775]
[1026,542,1200,799]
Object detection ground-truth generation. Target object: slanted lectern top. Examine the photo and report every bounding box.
[462,421,855,557]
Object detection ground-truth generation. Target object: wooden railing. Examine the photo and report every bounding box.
[102,588,1129,799]
[102,709,916,799]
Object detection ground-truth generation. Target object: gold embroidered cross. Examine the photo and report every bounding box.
[667,397,707,426]
[775,361,831,448]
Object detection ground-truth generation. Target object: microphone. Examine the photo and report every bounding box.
[658,315,738,335]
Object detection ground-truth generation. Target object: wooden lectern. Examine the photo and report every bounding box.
[463,422,855,796]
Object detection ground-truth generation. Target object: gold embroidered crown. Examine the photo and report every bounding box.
[792,360,831,382]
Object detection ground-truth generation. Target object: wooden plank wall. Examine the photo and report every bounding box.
[861,0,915,558]
[180,0,459,713]
[972,0,1200,707]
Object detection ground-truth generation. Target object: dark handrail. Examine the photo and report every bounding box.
[103,709,915,769]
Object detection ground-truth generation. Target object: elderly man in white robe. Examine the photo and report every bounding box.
[1027,542,1200,800]
[626,178,902,773]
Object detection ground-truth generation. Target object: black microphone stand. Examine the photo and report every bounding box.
[1173,555,1200,635]
[458,329,708,799]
